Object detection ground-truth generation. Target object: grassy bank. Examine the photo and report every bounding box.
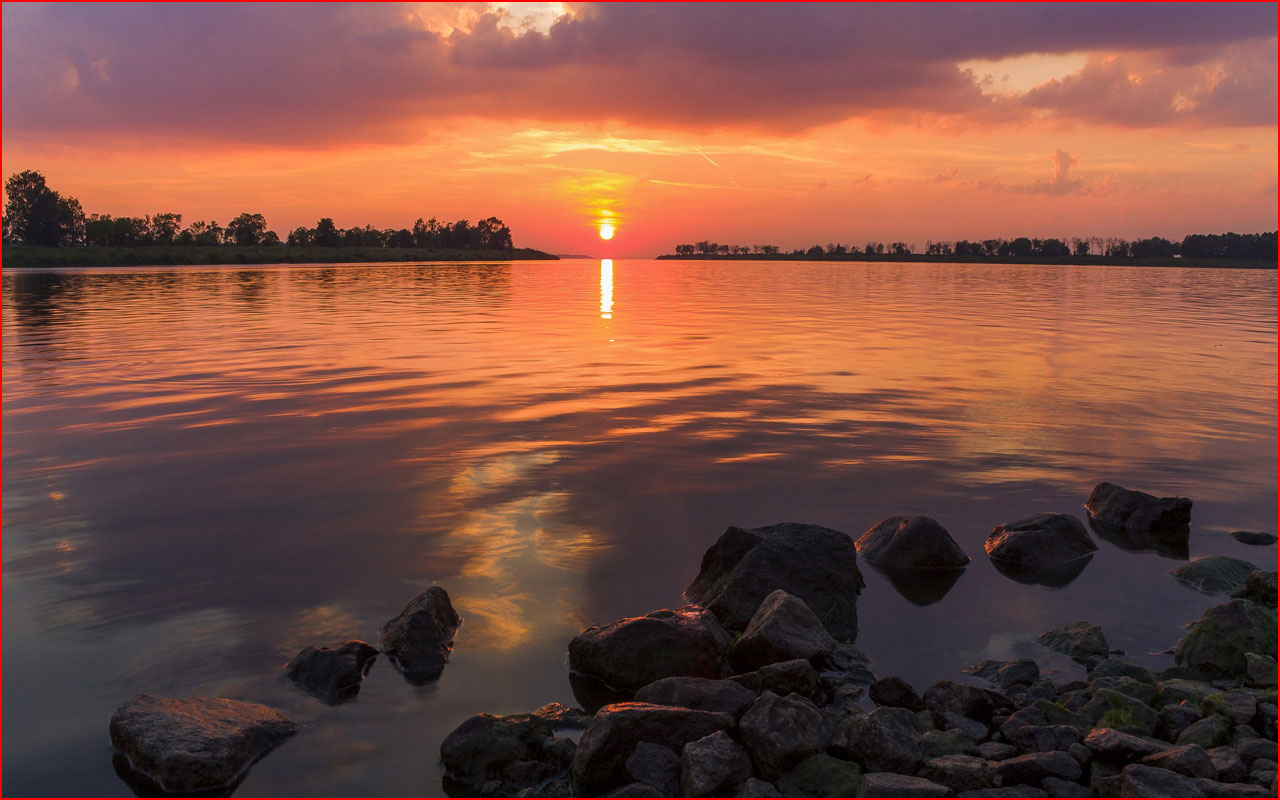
[656,253,1275,269]
[2,245,559,268]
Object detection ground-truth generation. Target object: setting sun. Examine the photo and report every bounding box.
[598,223,615,240]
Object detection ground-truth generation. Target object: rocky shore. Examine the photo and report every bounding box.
[107,481,1277,797]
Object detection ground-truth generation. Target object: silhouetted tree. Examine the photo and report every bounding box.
[4,170,84,246]
[225,213,269,246]
[313,218,341,247]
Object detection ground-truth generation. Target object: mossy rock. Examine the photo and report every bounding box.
[776,753,862,797]
[1169,557,1258,594]
[1032,699,1091,733]
[1174,599,1278,679]
[920,729,976,758]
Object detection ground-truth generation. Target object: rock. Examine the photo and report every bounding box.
[1218,689,1259,725]
[569,606,731,690]
[738,691,825,779]
[963,659,1004,682]
[1208,746,1247,782]
[1119,763,1201,796]
[1159,703,1203,741]
[624,742,680,797]
[776,753,863,797]
[1230,531,1277,546]
[1086,482,1192,537]
[1176,714,1233,749]
[1041,777,1090,797]
[959,788,1047,798]
[284,640,378,701]
[868,562,967,606]
[1089,676,1157,706]
[924,679,994,723]
[831,706,926,774]
[1067,742,1091,765]
[1090,659,1156,684]
[996,659,1040,688]
[634,677,756,718]
[820,643,876,684]
[1083,727,1173,764]
[603,782,660,797]
[379,585,461,682]
[856,772,951,797]
[921,729,977,758]
[1195,777,1274,797]
[977,741,1017,760]
[685,522,864,641]
[1139,743,1216,778]
[1014,725,1083,753]
[1083,689,1160,736]
[984,512,1095,572]
[737,777,781,797]
[855,515,970,570]
[869,675,924,711]
[730,589,835,672]
[1169,557,1259,594]
[1032,699,1090,732]
[941,711,988,742]
[440,711,576,796]
[733,658,820,700]
[920,754,996,792]
[1036,621,1109,663]
[108,695,298,794]
[1157,678,1218,707]
[569,703,735,796]
[1232,571,1279,608]
[679,731,751,797]
[532,702,591,729]
[1237,738,1278,767]
[1000,705,1048,740]
[992,751,1082,786]
[1244,653,1277,688]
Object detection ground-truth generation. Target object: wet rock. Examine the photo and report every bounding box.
[856,772,951,797]
[1036,621,1109,663]
[634,677,756,718]
[985,512,1096,573]
[1159,703,1203,741]
[379,585,461,683]
[1139,742,1215,778]
[867,563,966,606]
[976,741,1018,761]
[108,695,298,794]
[1169,556,1259,594]
[1119,763,1201,796]
[729,589,835,672]
[738,691,825,779]
[919,754,996,792]
[1208,746,1247,782]
[737,777,781,797]
[1083,727,1172,764]
[1230,531,1277,546]
[1244,653,1277,688]
[1040,776,1090,797]
[855,515,970,570]
[1176,714,1233,749]
[1232,571,1279,608]
[924,679,994,723]
[831,706,927,774]
[284,640,378,701]
[921,728,977,758]
[1014,725,1083,753]
[996,658,1040,688]
[569,606,731,690]
[685,522,864,641]
[1086,481,1192,537]
[869,675,924,711]
[440,711,577,796]
[992,751,1081,786]
[732,658,820,700]
[623,742,680,797]
[1082,689,1160,736]
[532,702,591,730]
[1090,658,1156,684]
[679,731,752,797]
[776,753,863,797]
[569,703,735,796]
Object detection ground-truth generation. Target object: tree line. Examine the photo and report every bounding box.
[672,232,1277,261]
[2,171,514,251]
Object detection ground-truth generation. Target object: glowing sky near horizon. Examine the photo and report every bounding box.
[3,2,1276,255]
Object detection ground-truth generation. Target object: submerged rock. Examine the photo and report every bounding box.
[985,513,1096,587]
[1086,481,1192,536]
[855,516,970,570]
[1174,599,1278,680]
[285,640,378,701]
[685,522,864,641]
[1037,621,1109,663]
[1169,557,1258,594]
[1232,571,1278,608]
[109,694,298,794]
[379,585,461,683]
[729,589,835,672]
[1230,531,1277,546]
[440,710,577,796]
[568,606,731,690]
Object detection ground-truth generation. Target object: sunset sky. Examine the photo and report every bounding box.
[4,2,1277,256]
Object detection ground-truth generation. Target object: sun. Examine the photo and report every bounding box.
[598,223,615,240]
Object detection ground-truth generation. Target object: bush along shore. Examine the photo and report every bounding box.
[106,481,1278,797]
[3,244,558,268]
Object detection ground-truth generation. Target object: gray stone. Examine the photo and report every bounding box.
[1119,763,1201,796]
[999,705,1047,741]
[831,706,927,774]
[1086,482,1192,536]
[734,658,821,700]
[1177,714,1233,749]
[1041,777,1090,797]
[1244,653,1277,688]
[1169,556,1259,594]
[776,753,863,797]
[985,513,1097,584]
[1037,621,1109,663]
[919,754,996,792]
[1159,703,1203,741]
[284,639,378,700]
[869,675,924,711]
[1230,531,1277,546]
[109,695,298,794]
[737,777,781,797]
[977,741,1017,761]
[942,711,988,742]
[1232,571,1279,608]
[1221,689,1260,725]
[996,659,1040,688]
[1208,746,1248,782]
[569,703,735,796]
[1157,678,1218,707]
[992,751,1081,786]
[730,589,835,672]
[624,742,680,798]
[855,515,970,570]
[1088,675,1158,706]
[1194,777,1274,797]
[921,729,977,758]
[379,586,461,682]
[1237,738,1278,767]
[1014,725,1083,753]
[1067,742,1091,765]
[924,679,995,723]
[959,787,1047,798]
[738,691,825,779]
[680,731,751,797]
[1089,658,1156,684]
[1082,689,1160,736]
[634,677,756,718]
[440,711,576,796]
[569,606,731,690]
[856,772,951,797]
[1176,599,1278,680]
[1139,743,1216,778]
[685,522,864,641]
[602,782,661,797]
[1083,727,1173,764]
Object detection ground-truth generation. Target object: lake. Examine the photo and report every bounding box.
[3,258,1275,796]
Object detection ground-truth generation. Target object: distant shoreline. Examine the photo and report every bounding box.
[1,245,559,268]
[655,253,1276,269]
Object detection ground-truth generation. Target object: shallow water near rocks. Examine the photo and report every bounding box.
[3,258,1275,796]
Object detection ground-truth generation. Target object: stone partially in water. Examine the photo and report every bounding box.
[1232,571,1278,608]
[285,640,378,701]
[1037,621,1109,664]
[1169,557,1258,594]
[855,516,970,570]
[1230,531,1277,546]
[1174,599,1278,680]
[730,589,835,672]
[439,710,577,796]
[985,513,1096,587]
[1086,481,1192,536]
[685,522,864,642]
[379,585,461,683]
[568,606,731,690]
[867,563,966,606]
[109,694,298,794]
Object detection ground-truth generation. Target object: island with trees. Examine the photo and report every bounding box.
[1,171,557,267]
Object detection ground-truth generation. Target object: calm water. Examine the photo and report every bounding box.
[3,259,1276,796]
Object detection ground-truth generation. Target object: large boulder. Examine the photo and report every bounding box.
[439,710,577,796]
[1139,743,1216,779]
[108,695,298,794]
[923,679,995,724]
[984,513,1096,587]
[991,751,1082,786]
[1232,571,1278,608]
[634,677,756,717]
[1169,557,1258,594]
[685,522,864,641]
[569,703,734,796]
[1086,481,1192,535]
[1037,621,1109,663]
[569,606,731,690]
[1231,531,1277,546]
[1083,728,1173,765]
[855,516,970,570]
[831,706,927,774]
[919,754,996,792]
[285,640,378,701]
[680,731,752,797]
[379,586,461,683]
[730,589,835,672]
[623,743,680,797]
[1118,763,1201,797]
[733,658,821,700]
[869,676,924,711]
[738,691,826,779]
[1174,599,1278,680]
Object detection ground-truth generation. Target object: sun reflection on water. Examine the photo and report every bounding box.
[600,259,613,319]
